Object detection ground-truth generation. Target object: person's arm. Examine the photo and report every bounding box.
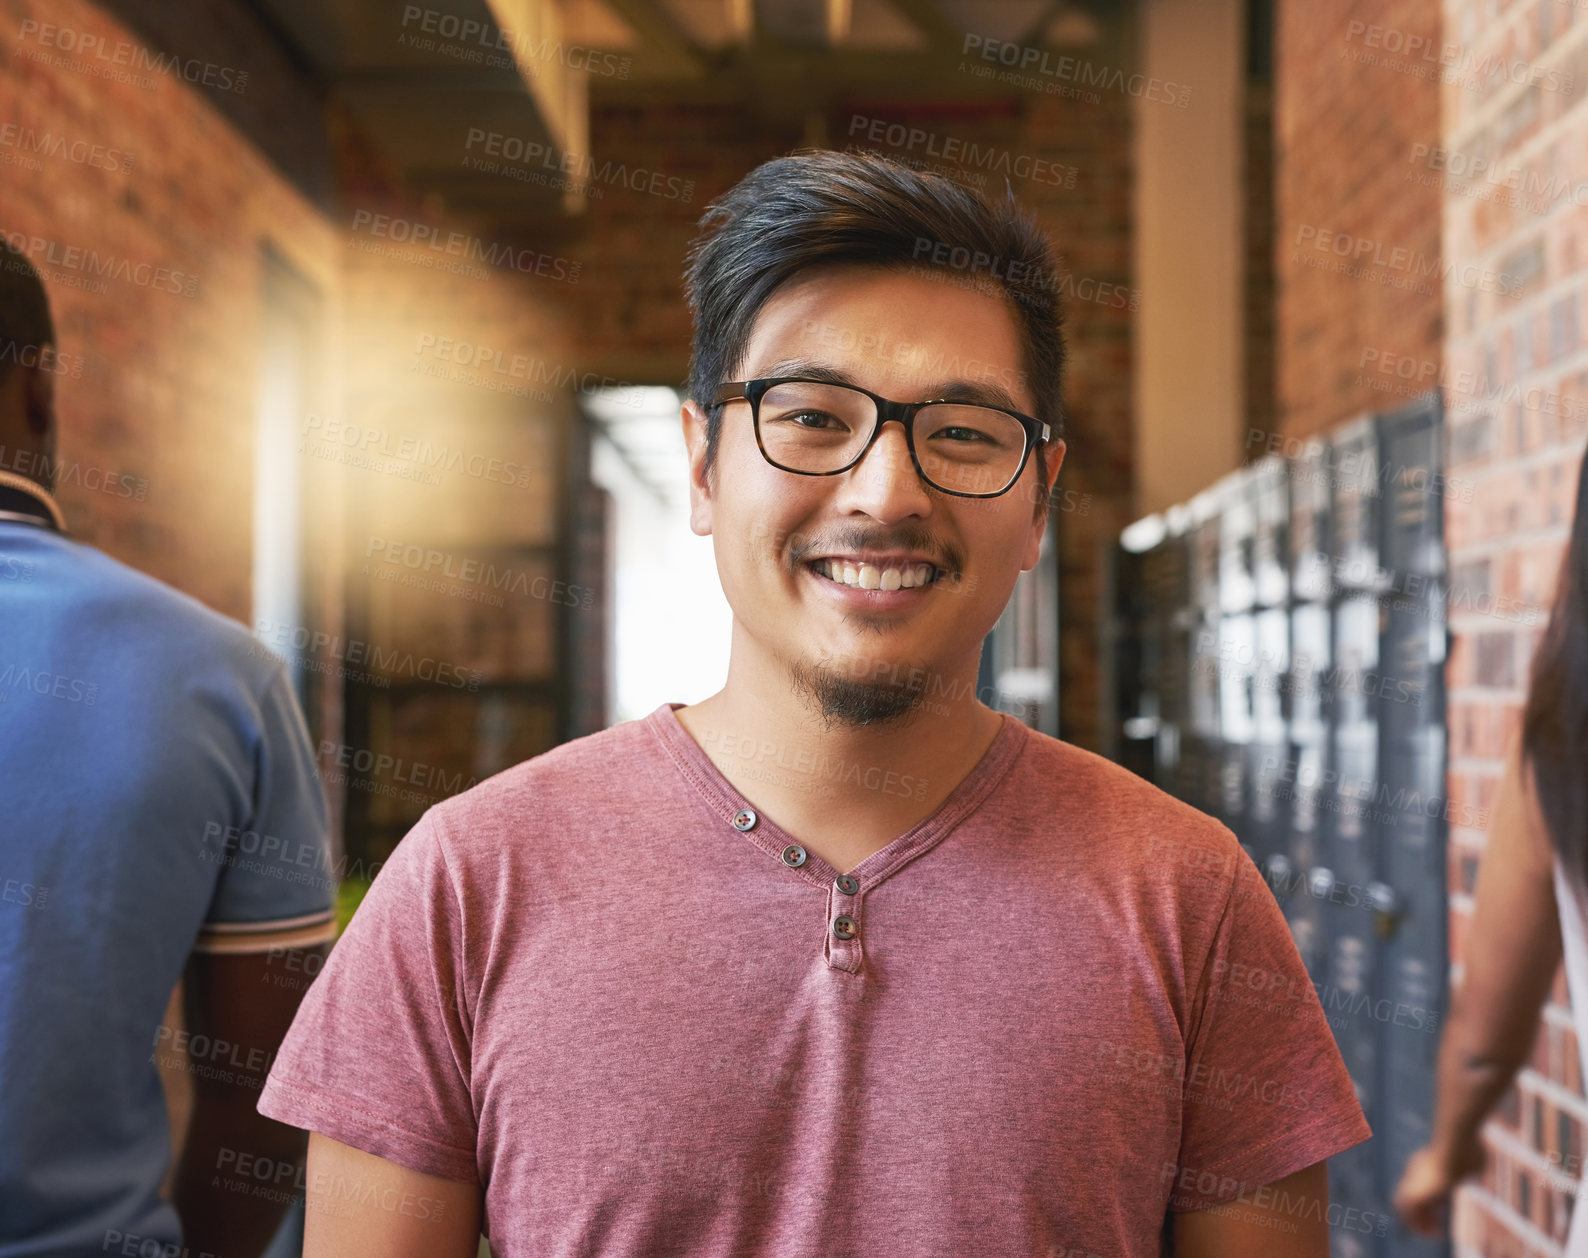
[172,945,330,1257]
[1172,1161,1330,1256]
[1393,732,1563,1234]
[301,1132,482,1258]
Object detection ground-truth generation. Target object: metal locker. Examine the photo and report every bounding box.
[1332,416,1382,597]
[1373,396,1450,1258]
[1253,452,1291,610]
[1111,399,1450,1258]
[1218,611,1255,845]
[1291,435,1333,604]
[1248,606,1290,870]
[1220,465,1257,618]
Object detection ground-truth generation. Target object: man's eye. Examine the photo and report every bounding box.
[772,410,844,429]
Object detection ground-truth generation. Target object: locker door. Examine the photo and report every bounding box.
[1374,397,1450,1258]
[1328,417,1389,1255]
[1283,601,1332,983]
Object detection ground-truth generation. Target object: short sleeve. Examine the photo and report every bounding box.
[256,808,478,1182]
[195,659,336,953]
[1166,843,1373,1212]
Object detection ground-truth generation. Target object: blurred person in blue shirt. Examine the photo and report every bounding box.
[0,240,336,1257]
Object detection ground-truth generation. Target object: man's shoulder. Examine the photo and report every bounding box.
[1014,723,1238,852]
[29,533,276,680]
[425,711,664,838]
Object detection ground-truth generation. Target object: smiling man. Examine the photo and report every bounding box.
[258,150,1371,1257]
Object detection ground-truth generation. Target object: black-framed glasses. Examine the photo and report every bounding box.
[711,376,1050,499]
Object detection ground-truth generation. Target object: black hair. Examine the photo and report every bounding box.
[1522,441,1588,895]
[0,239,55,382]
[682,149,1065,514]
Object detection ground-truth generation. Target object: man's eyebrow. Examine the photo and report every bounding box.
[754,358,1032,415]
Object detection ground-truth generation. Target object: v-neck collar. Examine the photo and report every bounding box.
[645,700,1028,892]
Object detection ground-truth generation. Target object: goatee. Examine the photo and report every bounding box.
[786,655,929,731]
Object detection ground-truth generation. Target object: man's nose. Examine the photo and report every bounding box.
[841,418,933,506]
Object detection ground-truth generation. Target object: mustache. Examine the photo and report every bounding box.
[785,533,960,572]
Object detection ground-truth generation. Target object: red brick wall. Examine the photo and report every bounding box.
[0,0,351,1182]
[1,0,591,1162]
[1441,1,1588,1250]
[1274,0,1444,442]
[0,0,340,620]
[1246,76,1276,441]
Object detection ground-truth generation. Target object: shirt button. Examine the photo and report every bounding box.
[832,915,858,940]
[834,874,859,895]
[781,844,807,867]
[732,809,757,831]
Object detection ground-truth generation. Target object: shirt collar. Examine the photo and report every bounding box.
[0,470,66,532]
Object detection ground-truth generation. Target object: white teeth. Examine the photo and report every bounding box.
[815,559,936,590]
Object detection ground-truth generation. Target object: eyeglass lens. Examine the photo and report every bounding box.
[754,380,1028,495]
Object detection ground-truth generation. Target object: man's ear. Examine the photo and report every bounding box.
[23,360,55,438]
[1020,438,1066,571]
[681,398,715,538]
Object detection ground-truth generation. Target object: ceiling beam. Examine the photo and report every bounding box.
[594,0,711,74]
[336,66,532,92]
[880,0,964,51]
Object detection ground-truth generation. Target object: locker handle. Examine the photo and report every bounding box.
[1367,880,1405,941]
[1263,853,1296,900]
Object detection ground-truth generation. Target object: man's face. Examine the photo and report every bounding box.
[682,264,1065,729]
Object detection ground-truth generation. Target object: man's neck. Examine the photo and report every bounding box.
[675,657,1004,871]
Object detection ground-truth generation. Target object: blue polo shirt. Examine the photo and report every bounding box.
[0,516,335,1257]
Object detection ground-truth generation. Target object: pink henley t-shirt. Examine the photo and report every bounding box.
[258,702,1372,1256]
